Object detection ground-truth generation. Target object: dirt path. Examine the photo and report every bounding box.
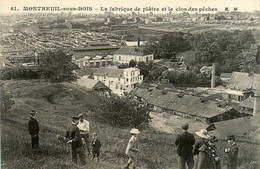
[149,112,208,134]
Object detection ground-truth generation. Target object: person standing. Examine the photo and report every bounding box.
[175,123,195,169]
[195,136,221,169]
[77,113,90,154]
[124,128,140,169]
[66,116,86,165]
[224,135,239,169]
[91,132,101,161]
[194,129,211,162]
[28,110,40,149]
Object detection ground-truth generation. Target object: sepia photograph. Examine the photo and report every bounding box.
[0,0,260,168]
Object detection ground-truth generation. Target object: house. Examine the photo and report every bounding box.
[239,96,254,115]
[222,72,260,102]
[220,73,232,86]
[77,77,111,97]
[207,117,254,140]
[74,68,97,78]
[113,42,153,64]
[74,55,113,68]
[132,88,240,124]
[93,67,143,95]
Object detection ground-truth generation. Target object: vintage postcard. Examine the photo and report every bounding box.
[1,0,259,168]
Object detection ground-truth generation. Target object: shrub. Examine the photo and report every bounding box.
[96,95,151,127]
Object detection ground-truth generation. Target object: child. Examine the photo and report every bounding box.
[91,132,101,161]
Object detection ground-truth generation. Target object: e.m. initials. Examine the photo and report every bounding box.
[225,7,238,11]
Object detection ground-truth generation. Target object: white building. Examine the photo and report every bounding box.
[74,55,113,68]
[93,67,143,95]
[113,46,153,64]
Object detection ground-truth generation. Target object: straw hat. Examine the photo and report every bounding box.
[78,113,84,117]
[195,129,211,139]
[130,128,140,134]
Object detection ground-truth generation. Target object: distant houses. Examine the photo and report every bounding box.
[93,67,143,95]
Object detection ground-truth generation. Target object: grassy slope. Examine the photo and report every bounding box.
[1,79,259,169]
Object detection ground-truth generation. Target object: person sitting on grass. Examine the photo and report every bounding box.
[91,132,101,162]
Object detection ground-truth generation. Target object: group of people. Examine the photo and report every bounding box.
[28,110,238,169]
[175,123,239,169]
[28,110,102,165]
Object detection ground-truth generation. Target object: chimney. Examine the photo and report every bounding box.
[255,45,260,74]
[211,63,216,88]
[253,94,260,116]
[137,37,140,47]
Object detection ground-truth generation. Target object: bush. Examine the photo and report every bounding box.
[0,65,38,80]
[96,95,151,127]
[0,89,14,113]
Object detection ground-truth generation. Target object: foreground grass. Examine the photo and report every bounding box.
[1,79,259,169]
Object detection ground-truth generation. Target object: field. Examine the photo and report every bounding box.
[1,79,259,169]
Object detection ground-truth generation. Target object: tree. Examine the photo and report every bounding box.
[37,50,77,83]
[137,61,153,78]
[128,59,136,68]
[154,32,191,59]
[96,95,151,127]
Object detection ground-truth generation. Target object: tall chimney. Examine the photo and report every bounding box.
[137,37,140,47]
[253,94,260,116]
[255,45,260,74]
[211,63,216,88]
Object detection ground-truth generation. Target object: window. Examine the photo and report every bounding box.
[119,56,121,61]
[126,78,128,82]
[116,84,118,89]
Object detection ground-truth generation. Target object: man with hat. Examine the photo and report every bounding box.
[224,135,239,169]
[124,128,140,169]
[66,116,86,165]
[175,123,195,169]
[28,110,40,149]
[77,113,90,154]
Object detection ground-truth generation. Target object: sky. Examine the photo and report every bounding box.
[0,0,259,14]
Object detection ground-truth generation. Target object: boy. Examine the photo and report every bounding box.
[91,132,101,161]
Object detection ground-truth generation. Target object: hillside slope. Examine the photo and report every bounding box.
[1,80,178,169]
[1,79,259,169]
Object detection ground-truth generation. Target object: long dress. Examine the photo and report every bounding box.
[195,142,221,169]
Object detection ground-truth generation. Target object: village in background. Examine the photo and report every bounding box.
[1,10,260,169]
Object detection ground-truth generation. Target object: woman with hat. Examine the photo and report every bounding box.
[194,129,221,169]
[124,128,140,169]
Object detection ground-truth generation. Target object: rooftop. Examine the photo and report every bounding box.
[132,88,231,119]
[113,46,153,56]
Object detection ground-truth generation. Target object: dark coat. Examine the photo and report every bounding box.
[226,143,238,169]
[193,138,205,156]
[66,123,83,148]
[195,142,221,169]
[28,117,39,136]
[175,131,195,156]
[92,139,101,153]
